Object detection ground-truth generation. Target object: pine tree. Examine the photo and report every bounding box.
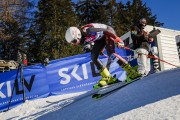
[76,0,96,24]
[105,0,117,26]
[91,0,109,24]
[76,0,109,25]
[0,0,31,61]
[121,0,163,31]
[113,1,127,35]
[34,0,82,62]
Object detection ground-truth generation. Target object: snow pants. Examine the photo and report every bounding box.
[134,48,151,75]
[91,37,126,70]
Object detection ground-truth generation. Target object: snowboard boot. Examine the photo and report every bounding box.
[93,67,117,89]
[121,63,141,82]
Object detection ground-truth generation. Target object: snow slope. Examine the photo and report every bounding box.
[0,68,180,120]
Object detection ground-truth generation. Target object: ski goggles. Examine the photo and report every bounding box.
[71,38,80,45]
[71,39,78,44]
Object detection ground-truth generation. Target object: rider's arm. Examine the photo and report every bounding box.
[87,27,122,43]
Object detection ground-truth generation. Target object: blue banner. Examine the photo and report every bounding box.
[0,64,49,111]
[126,50,138,67]
[0,48,130,111]
[46,51,126,95]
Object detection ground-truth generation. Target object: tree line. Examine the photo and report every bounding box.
[0,0,163,65]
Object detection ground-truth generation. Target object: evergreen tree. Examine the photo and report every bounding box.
[114,1,128,35]
[118,0,164,31]
[76,0,109,25]
[29,0,164,62]
[0,0,165,64]
[0,0,32,60]
[105,0,117,26]
[34,0,82,62]
[91,0,109,24]
[76,0,97,24]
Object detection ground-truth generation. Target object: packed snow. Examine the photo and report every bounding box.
[0,68,180,120]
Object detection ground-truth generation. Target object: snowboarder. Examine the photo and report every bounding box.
[65,23,140,88]
[131,18,154,77]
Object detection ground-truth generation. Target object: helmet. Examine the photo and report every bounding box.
[65,27,82,43]
[139,18,147,26]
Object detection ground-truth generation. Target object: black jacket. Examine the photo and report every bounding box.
[131,25,150,51]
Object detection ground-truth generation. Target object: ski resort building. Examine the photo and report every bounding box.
[120,25,180,71]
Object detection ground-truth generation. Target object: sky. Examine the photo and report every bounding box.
[0,68,180,119]
[141,0,180,31]
[73,0,180,31]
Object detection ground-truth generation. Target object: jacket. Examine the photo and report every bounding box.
[131,25,150,51]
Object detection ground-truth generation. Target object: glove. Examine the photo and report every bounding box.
[148,37,154,42]
[83,42,94,53]
[142,30,149,39]
[115,37,122,42]
[114,37,124,48]
[83,44,91,53]
[117,41,124,48]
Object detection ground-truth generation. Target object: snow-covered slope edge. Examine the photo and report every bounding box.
[0,68,180,120]
[38,68,180,120]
